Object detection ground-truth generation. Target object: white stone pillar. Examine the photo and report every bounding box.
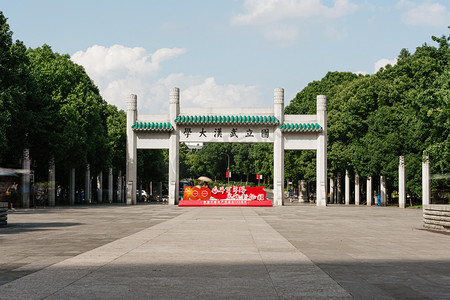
[422,155,430,206]
[345,170,350,205]
[97,171,103,204]
[399,155,406,208]
[273,88,285,206]
[168,88,180,205]
[298,180,308,203]
[355,174,360,205]
[380,175,386,206]
[108,168,113,203]
[126,94,137,205]
[336,173,342,204]
[316,95,327,206]
[121,176,125,203]
[69,168,75,205]
[366,176,372,206]
[21,149,31,208]
[329,178,334,204]
[117,171,122,203]
[85,164,91,203]
[48,156,56,206]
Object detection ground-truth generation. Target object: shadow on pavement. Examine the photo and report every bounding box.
[0,222,84,234]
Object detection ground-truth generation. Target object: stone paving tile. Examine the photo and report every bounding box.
[1,204,449,299]
[256,205,450,299]
[0,206,351,299]
[0,204,186,286]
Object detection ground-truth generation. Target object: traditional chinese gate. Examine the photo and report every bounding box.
[126,88,327,206]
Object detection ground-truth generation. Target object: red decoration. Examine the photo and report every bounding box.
[179,185,272,207]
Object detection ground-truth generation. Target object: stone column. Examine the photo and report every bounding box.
[355,174,360,205]
[298,180,308,203]
[329,178,334,204]
[380,175,386,206]
[85,164,90,203]
[126,94,137,205]
[336,173,342,204]
[97,171,103,204]
[108,168,113,203]
[48,156,56,206]
[399,155,406,208]
[273,88,285,206]
[69,168,75,205]
[316,95,327,206]
[21,149,31,208]
[168,88,180,205]
[345,170,350,205]
[422,155,430,206]
[121,176,125,203]
[117,171,122,203]
[366,176,372,206]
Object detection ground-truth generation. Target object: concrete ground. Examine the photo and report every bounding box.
[0,203,449,299]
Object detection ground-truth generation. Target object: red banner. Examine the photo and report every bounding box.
[178,185,272,207]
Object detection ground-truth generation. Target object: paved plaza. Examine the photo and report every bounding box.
[0,204,449,299]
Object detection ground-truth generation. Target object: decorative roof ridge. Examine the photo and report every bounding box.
[174,115,279,125]
[131,121,174,131]
[280,122,323,132]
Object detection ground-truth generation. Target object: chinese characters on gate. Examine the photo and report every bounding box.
[211,185,265,201]
[183,127,270,139]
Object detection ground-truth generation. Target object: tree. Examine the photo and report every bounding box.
[284,29,449,202]
[26,45,111,175]
[0,12,35,164]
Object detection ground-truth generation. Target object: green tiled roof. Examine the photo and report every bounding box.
[131,122,174,131]
[174,115,279,125]
[280,123,322,132]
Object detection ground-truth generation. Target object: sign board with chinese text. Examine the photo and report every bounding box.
[179,126,274,143]
[178,186,273,207]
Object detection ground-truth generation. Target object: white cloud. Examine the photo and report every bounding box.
[400,1,450,27]
[72,45,186,79]
[374,58,398,73]
[71,45,261,113]
[182,77,260,108]
[231,0,358,26]
[231,0,357,44]
[353,70,368,75]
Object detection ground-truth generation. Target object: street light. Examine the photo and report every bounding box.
[221,152,230,185]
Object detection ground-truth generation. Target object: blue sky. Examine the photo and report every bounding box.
[2,0,449,114]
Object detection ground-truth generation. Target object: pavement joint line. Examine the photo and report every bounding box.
[243,208,352,299]
[243,208,281,300]
[0,208,203,299]
[4,205,444,298]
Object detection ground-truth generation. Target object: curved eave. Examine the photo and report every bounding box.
[280,123,323,133]
[174,115,280,125]
[131,122,174,131]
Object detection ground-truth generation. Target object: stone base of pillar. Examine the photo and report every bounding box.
[298,180,308,203]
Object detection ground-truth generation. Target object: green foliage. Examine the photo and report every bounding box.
[285,29,450,201]
[0,10,448,203]
[0,12,35,164]
[0,11,128,188]
[179,143,273,185]
[26,44,112,173]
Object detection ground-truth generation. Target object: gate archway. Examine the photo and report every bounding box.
[126,88,327,206]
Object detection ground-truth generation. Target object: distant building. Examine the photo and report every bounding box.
[185,142,205,151]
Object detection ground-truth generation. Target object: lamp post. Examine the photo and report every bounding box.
[221,152,230,185]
